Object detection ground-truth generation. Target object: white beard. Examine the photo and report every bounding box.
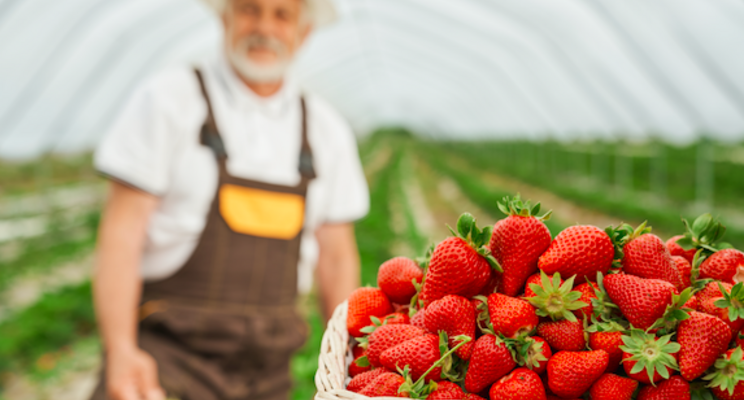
[227,35,292,83]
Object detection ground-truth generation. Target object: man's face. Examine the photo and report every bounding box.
[223,0,311,83]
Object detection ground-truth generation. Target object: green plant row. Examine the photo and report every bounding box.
[0,154,100,197]
[419,140,744,249]
[0,211,99,293]
[443,140,744,209]
[414,143,569,237]
[0,282,96,380]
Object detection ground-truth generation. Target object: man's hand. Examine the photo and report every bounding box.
[93,181,162,399]
[315,223,361,321]
[106,346,165,400]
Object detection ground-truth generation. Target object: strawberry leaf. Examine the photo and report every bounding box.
[457,213,475,240]
[354,355,370,367]
[703,347,744,396]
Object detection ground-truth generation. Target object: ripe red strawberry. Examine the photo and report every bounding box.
[700,249,744,284]
[427,381,463,399]
[547,350,609,398]
[486,293,538,338]
[463,394,487,400]
[358,371,408,397]
[588,330,624,373]
[410,307,426,330]
[699,281,734,305]
[737,330,744,349]
[636,376,691,400]
[683,294,698,311]
[420,214,500,306]
[526,271,587,322]
[524,273,562,298]
[603,274,676,330]
[347,287,393,337]
[366,324,426,367]
[425,295,476,360]
[677,311,732,381]
[700,296,744,336]
[538,225,614,284]
[705,347,744,400]
[571,282,596,319]
[348,354,371,377]
[464,334,517,393]
[537,319,586,352]
[589,373,638,400]
[347,368,389,392]
[380,334,444,383]
[622,225,684,290]
[511,336,552,375]
[382,312,410,325]
[489,196,552,297]
[479,268,502,297]
[672,256,692,289]
[489,367,546,400]
[352,343,365,359]
[378,257,424,304]
[619,330,679,385]
[666,235,697,263]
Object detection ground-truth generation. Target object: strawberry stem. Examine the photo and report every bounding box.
[412,335,472,387]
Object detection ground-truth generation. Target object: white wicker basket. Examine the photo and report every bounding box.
[314,301,400,400]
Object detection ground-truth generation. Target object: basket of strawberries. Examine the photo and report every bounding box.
[314,195,744,399]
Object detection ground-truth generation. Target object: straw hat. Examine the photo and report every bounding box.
[201,0,337,27]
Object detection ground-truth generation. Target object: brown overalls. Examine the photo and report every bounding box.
[90,69,312,400]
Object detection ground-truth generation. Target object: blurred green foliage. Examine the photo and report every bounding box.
[0,154,99,197]
[0,282,96,377]
[424,140,744,247]
[0,212,99,292]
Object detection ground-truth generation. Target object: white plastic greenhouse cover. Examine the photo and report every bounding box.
[0,0,743,160]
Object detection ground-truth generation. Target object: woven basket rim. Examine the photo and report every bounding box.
[314,301,400,400]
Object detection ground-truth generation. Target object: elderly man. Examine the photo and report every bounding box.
[88,0,368,399]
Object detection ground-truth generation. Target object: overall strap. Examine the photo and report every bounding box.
[299,97,316,181]
[194,68,316,182]
[194,69,227,160]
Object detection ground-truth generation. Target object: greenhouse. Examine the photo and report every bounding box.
[0,0,743,399]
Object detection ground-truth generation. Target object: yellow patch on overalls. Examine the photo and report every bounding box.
[219,183,305,239]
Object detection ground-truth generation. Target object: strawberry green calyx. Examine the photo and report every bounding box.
[587,273,621,322]
[497,194,552,221]
[648,288,694,335]
[690,381,716,400]
[473,295,495,335]
[358,314,398,338]
[356,316,387,352]
[605,223,635,267]
[409,245,434,314]
[448,213,502,273]
[409,278,425,315]
[415,243,435,272]
[396,365,437,399]
[585,316,627,334]
[704,347,744,396]
[525,271,587,322]
[689,249,715,290]
[619,329,681,384]
[606,221,653,268]
[715,282,744,322]
[678,213,728,253]
[628,221,653,241]
[506,336,548,370]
